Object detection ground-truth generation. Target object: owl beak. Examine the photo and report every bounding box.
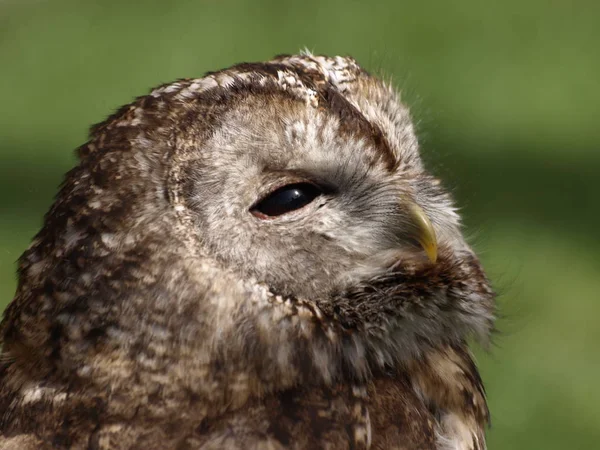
[408,203,438,263]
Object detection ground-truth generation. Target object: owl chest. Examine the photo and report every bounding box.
[367,376,438,450]
[185,378,472,450]
[195,378,468,450]
[0,377,480,450]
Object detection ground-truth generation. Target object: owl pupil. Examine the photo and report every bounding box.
[252,183,321,217]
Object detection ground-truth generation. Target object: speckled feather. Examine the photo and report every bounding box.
[0,53,495,449]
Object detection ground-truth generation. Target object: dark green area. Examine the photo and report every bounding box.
[1,0,598,447]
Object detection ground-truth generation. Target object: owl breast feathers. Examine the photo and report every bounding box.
[0,53,495,450]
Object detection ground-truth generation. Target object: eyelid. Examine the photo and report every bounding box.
[254,169,338,199]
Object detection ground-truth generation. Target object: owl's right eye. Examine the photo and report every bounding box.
[251,183,322,218]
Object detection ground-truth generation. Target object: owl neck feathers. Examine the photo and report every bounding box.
[254,245,495,383]
[250,248,494,448]
[0,227,493,449]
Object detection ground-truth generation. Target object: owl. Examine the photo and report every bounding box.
[0,53,495,450]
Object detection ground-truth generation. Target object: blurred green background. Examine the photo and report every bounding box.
[1,0,598,447]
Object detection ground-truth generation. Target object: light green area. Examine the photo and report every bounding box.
[1,0,598,447]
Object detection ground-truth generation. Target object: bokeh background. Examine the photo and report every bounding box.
[1,0,598,447]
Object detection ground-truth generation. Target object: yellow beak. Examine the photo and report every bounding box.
[407,203,438,263]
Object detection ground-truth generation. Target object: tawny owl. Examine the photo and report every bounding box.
[0,53,495,450]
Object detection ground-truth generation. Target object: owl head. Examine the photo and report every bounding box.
[1,54,494,404]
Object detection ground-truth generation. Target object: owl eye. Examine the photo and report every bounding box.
[251,183,322,218]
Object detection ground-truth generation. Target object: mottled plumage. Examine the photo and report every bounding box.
[0,53,495,449]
